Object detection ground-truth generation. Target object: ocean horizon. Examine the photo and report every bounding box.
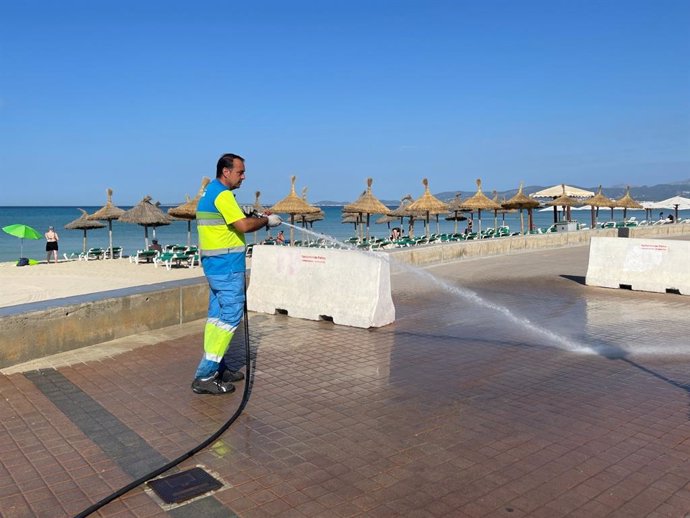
[1,205,687,264]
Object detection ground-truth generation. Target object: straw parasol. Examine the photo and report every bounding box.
[119,195,173,249]
[300,187,325,229]
[545,184,582,222]
[64,208,106,253]
[386,195,423,237]
[502,183,540,234]
[458,179,501,237]
[585,185,616,227]
[444,193,468,234]
[270,175,321,244]
[491,191,516,229]
[343,178,390,241]
[88,188,125,259]
[407,178,450,237]
[168,177,211,247]
[613,186,643,220]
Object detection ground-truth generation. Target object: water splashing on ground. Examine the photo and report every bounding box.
[278,222,594,354]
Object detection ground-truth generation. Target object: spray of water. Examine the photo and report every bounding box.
[279,222,593,354]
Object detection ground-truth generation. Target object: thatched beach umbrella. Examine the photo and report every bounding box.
[271,175,321,244]
[343,178,390,241]
[445,193,469,234]
[65,208,106,253]
[168,177,211,247]
[300,187,325,230]
[502,183,540,233]
[88,188,125,259]
[119,195,173,249]
[586,185,616,227]
[407,178,450,237]
[459,179,501,237]
[614,186,643,220]
[386,195,424,237]
[545,184,582,222]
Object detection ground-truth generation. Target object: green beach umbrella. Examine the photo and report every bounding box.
[2,224,42,258]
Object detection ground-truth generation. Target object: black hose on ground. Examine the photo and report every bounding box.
[74,291,254,517]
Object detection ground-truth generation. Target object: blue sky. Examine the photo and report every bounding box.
[1,0,688,205]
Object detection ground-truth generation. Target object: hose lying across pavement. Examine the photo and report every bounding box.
[75,296,254,517]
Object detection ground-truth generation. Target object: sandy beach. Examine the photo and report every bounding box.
[0,258,204,308]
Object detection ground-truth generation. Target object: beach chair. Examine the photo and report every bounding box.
[154,251,195,270]
[104,246,123,259]
[62,251,80,261]
[129,249,159,264]
[79,248,105,261]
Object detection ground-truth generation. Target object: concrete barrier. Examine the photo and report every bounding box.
[586,237,689,295]
[247,245,395,328]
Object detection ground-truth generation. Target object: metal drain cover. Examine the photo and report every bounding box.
[147,467,223,504]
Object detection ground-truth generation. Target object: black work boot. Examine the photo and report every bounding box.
[191,372,235,395]
[220,369,245,383]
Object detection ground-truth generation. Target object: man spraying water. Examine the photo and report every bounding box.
[192,153,282,394]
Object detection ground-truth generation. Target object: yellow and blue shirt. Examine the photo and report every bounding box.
[196,179,246,272]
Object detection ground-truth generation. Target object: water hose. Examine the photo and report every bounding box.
[74,289,253,517]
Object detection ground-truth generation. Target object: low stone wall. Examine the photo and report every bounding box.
[388,224,690,266]
[0,279,208,369]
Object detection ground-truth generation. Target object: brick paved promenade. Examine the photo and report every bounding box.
[1,241,690,517]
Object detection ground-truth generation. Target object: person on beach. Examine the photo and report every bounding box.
[276,230,285,244]
[192,153,282,395]
[45,226,59,263]
[149,239,162,253]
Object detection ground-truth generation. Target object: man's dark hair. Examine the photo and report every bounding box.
[216,153,245,178]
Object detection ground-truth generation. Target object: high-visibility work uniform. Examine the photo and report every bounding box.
[194,178,247,379]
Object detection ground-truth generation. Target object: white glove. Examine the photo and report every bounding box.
[266,214,282,228]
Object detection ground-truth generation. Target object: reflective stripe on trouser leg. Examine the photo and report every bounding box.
[195,270,245,379]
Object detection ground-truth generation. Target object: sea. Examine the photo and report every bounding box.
[1,205,687,264]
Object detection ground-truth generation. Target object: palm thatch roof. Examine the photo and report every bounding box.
[300,187,325,224]
[343,178,390,215]
[502,183,540,210]
[614,186,643,209]
[271,176,321,215]
[168,177,211,220]
[586,185,616,208]
[65,208,106,254]
[88,188,125,221]
[407,178,450,214]
[446,193,466,212]
[459,179,502,211]
[65,208,107,230]
[119,195,174,226]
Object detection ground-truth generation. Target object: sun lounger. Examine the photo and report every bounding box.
[63,251,80,261]
[104,246,123,259]
[79,248,105,261]
[154,251,196,270]
[129,249,159,264]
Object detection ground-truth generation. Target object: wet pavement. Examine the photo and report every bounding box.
[2,240,690,517]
